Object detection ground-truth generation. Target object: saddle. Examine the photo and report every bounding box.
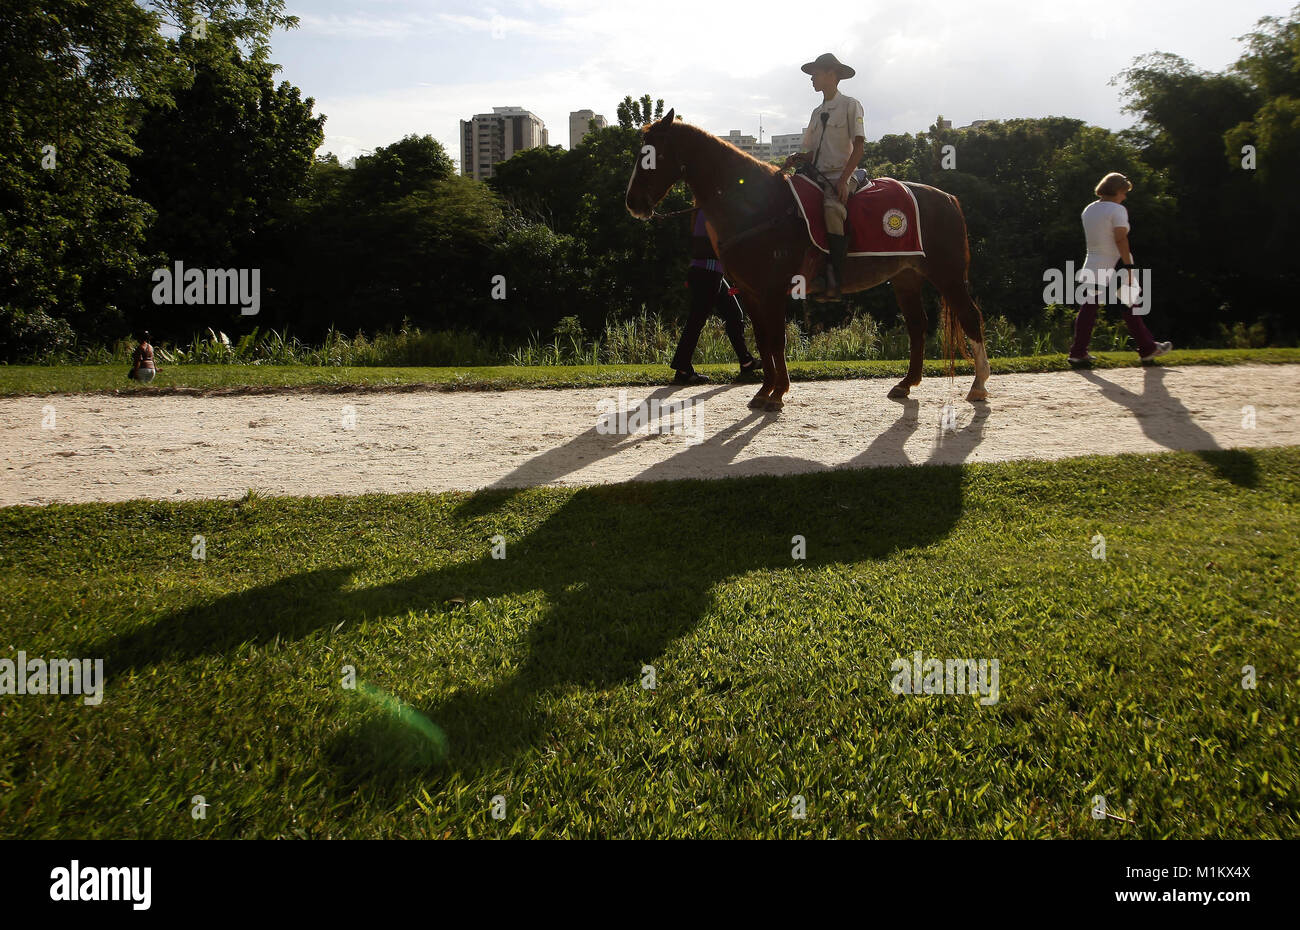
[787,172,926,257]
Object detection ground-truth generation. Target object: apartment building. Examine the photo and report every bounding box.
[460,106,549,181]
[569,109,608,148]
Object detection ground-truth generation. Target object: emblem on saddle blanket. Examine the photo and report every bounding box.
[786,174,925,258]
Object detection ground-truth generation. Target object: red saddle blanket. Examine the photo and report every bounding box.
[787,174,925,257]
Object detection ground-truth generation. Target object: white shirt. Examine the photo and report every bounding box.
[1078,199,1139,304]
[800,91,866,180]
[1080,200,1129,271]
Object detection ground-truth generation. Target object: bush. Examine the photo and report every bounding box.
[0,306,78,363]
[1219,320,1269,349]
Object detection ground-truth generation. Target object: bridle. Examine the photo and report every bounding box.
[646,152,698,220]
[643,148,796,254]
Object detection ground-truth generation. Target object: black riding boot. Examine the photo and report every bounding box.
[827,233,848,298]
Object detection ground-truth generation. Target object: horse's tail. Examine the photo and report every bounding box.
[940,192,979,380]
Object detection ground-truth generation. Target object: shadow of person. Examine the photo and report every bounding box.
[452,384,735,519]
[1075,366,1257,487]
[80,393,993,792]
[628,406,773,483]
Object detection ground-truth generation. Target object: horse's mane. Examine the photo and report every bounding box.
[653,120,781,180]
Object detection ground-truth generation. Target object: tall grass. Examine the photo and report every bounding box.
[512,311,892,366]
[511,307,1149,366]
[32,323,504,368]
[19,305,1186,368]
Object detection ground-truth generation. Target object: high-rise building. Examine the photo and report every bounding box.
[569,109,608,149]
[459,107,549,181]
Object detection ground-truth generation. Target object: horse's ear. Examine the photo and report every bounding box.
[663,108,675,125]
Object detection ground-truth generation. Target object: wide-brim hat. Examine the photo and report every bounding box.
[801,53,855,80]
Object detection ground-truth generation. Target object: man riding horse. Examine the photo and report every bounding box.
[782,53,865,299]
[625,56,991,410]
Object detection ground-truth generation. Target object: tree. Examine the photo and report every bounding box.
[140,1,300,59]
[0,0,169,357]
[347,134,455,203]
[1116,49,1271,332]
[128,24,324,340]
[479,120,695,334]
[616,93,666,129]
[485,144,574,228]
[0,0,307,357]
[272,153,507,339]
[1225,7,1300,274]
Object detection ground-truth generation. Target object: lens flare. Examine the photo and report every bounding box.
[356,682,449,763]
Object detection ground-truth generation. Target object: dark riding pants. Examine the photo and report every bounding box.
[671,267,753,373]
[1070,301,1156,358]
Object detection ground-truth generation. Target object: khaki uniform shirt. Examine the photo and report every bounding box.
[800,91,866,181]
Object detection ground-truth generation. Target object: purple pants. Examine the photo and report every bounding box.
[1070,302,1156,358]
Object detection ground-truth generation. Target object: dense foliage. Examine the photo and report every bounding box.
[2,4,1297,361]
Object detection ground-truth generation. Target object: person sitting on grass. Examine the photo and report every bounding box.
[669,209,762,385]
[1068,172,1171,365]
[129,330,157,384]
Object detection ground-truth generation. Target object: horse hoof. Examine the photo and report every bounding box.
[887,385,910,399]
[966,388,988,402]
[763,399,784,412]
[748,394,769,409]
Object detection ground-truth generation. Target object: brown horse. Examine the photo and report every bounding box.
[626,109,991,411]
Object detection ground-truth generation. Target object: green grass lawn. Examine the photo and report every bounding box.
[1,448,1296,838]
[2,347,1297,396]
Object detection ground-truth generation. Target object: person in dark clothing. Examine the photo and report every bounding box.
[670,210,762,385]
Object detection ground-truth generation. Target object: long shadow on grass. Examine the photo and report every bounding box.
[83,397,990,790]
[340,397,988,784]
[1075,366,1258,487]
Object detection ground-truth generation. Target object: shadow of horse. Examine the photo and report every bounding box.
[1076,367,1257,487]
[79,392,992,789]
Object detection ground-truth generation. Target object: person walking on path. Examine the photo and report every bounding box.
[669,209,761,385]
[1069,172,1171,364]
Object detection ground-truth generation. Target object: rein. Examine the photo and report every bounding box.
[646,156,795,255]
[649,204,700,220]
[716,204,797,255]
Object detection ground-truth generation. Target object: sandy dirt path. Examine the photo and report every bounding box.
[2,364,1297,506]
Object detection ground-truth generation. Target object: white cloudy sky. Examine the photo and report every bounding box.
[269,0,1294,164]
